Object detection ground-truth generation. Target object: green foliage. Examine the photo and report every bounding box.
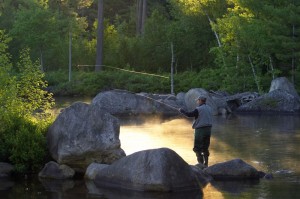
[46,69,170,96]
[16,48,54,118]
[0,31,54,173]
[1,116,52,173]
[47,66,266,97]
[0,0,299,95]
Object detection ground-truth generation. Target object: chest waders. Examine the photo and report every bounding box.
[193,126,211,167]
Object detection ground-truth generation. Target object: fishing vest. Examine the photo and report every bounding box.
[192,104,213,129]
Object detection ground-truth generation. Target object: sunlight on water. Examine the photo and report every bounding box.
[120,118,198,164]
[202,184,225,199]
[120,118,239,166]
[120,118,228,199]
[120,115,300,199]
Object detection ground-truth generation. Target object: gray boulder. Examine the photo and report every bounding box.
[85,163,109,180]
[204,159,260,180]
[225,92,259,111]
[47,102,126,172]
[184,88,218,115]
[38,161,75,179]
[94,148,208,192]
[190,165,213,185]
[236,77,300,113]
[237,89,300,113]
[92,90,179,117]
[269,77,300,99]
[176,92,186,108]
[0,162,14,178]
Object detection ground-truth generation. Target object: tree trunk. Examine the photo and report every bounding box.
[248,55,260,93]
[69,31,72,81]
[40,49,44,72]
[141,0,147,34]
[95,0,104,72]
[136,0,142,35]
[204,10,221,48]
[292,23,295,84]
[170,43,175,95]
[136,0,147,35]
[269,56,275,80]
[203,9,226,67]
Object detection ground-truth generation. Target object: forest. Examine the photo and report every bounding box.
[0,0,300,173]
[0,0,299,95]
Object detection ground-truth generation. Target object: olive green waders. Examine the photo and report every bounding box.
[193,126,211,167]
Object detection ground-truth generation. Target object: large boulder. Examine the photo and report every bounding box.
[92,90,180,117]
[176,92,186,108]
[269,77,300,99]
[225,92,259,111]
[94,148,209,192]
[85,163,109,180]
[237,89,300,113]
[184,88,218,115]
[237,77,300,113]
[47,102,126,172]
[204,159,261,180]
[39,161,75,179]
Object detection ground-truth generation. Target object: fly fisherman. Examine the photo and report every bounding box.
[179,95,213,167]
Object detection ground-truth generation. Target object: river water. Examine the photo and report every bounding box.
[1,97,299,199]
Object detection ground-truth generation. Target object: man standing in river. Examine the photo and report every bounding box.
[179,95,213,167]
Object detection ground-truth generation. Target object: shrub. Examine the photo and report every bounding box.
[2,116,52,173]
[0,33,54,173]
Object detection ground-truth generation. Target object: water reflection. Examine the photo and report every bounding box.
[86,180,203,199]
[1,113,300,199]
[120,114,300,199]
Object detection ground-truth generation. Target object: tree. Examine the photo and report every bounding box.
[10,6,56,71]
[136,0,147,35]
[95,0,104,71]
[0,32,54,172]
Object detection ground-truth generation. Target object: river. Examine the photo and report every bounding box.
[1,97,299,199]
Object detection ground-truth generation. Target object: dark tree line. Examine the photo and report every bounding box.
[0,0,299,92]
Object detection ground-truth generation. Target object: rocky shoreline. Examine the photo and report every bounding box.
[1,76,297,193]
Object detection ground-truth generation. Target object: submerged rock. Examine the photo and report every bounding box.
[47,102,125,172]
[94,148,209,192]
[39,161,75,179]
[204,159,260,180]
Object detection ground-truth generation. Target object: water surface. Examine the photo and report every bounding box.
[1,97,299,199]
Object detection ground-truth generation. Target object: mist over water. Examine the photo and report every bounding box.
[120,118,198,164]
[2,95,299,199]
[120,114,300,199]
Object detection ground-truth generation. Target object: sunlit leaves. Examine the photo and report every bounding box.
[16,48,54,118]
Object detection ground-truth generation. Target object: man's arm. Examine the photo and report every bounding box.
[179,108,198,118]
